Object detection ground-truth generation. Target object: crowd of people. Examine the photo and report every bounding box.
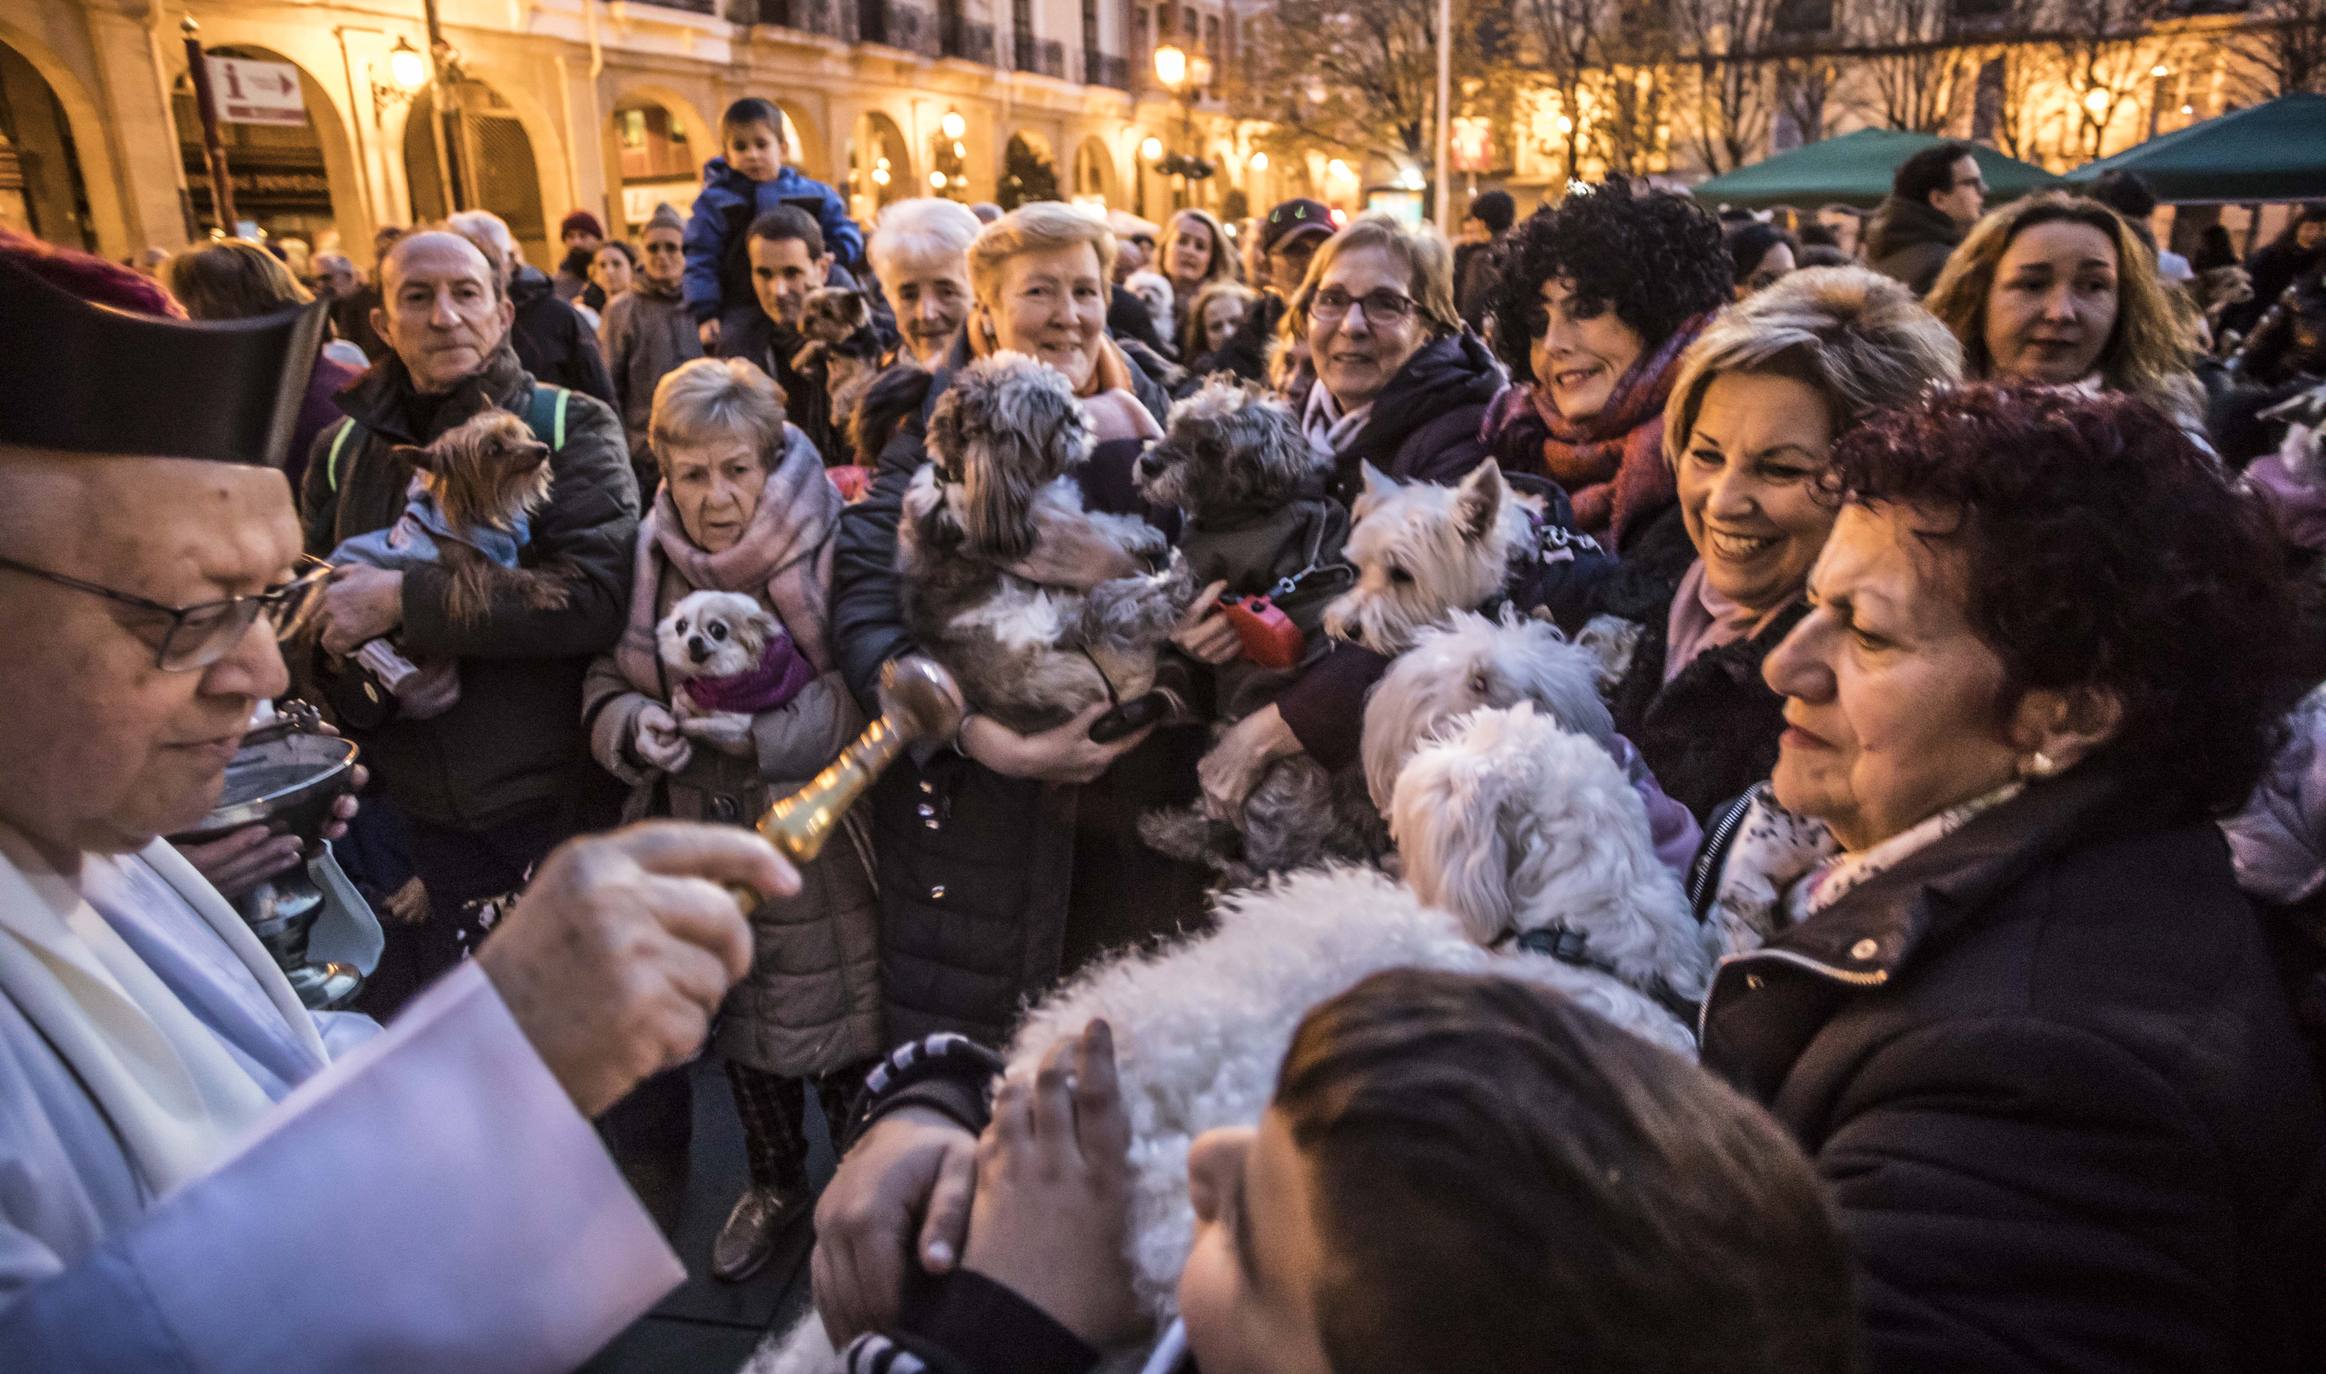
[4,97,2326,1373]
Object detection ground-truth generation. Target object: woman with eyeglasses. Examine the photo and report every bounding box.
[1192,214,1612,831]
[600,204,705,497]
[1286,213,1506,504]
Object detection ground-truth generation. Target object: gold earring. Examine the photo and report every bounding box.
[2024,750,2059,779]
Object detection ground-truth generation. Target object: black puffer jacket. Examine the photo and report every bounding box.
[1697,763,2326,1373]
[508,264,617,408]
[1546,507,1787,822]
[830,337,1207,1045]
[298,346,639,829]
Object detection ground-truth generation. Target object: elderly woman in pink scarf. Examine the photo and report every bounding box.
[580,357,878,1286]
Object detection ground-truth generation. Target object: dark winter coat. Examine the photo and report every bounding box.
[1453,236,1502,334]
[287,347,362,498]
[1696,762,2326,1374]
[581,560,882,1079]
[682,158,865,331]
[508,264,618,409]
[298,345,640,830]
[1108,283,1173,358]
[1864,196,1964,297]
[1539,506,1781,822]
[598,275,703,493]
[830,336,1206,1045]
[1323,329,1506,504]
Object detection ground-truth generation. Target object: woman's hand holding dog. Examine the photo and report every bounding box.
[1199,704,1302,819]
[962,703,1153,785]
[632,702,694,774]
[1171,579,1241,666]
[679,709,758,759]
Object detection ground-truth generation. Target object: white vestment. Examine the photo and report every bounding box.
[0,827,684,1371]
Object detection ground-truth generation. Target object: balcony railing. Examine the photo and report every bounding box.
[940,13,997,61]
[1085,49,1131,89]
[633,0,717,14]
[1013,34,1065,76]
[731,0,849,38]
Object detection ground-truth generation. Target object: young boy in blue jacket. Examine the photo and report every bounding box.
[687,97,865,360]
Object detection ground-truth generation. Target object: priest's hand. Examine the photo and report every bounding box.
[475,823,797,1117]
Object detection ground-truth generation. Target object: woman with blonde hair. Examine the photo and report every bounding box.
[830,200,1211,1052]
[164,237,360,489]
[1925,192,2205,432]
[1578,266,1963,818]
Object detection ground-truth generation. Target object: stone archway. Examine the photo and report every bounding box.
[608,88,709,234]
[404,78,551,264]
[773,99,828,182]
[0,38,94,249]
[0,18,137,256]
[170,44,365,254]
[1071,134,1115,206]
[845,110,913,224]
[1000,130,1060,208]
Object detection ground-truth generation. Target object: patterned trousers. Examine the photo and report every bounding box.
[725,1060,872,1192]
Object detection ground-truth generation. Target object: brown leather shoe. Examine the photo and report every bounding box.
[709,1185,804,1283]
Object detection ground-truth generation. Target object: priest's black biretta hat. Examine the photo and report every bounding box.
[0,253,327,467]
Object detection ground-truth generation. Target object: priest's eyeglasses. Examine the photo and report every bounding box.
[0,554,332,672]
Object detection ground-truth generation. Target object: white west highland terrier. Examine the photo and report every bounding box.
[1322,459,1544,656]
[752,703,1706,1372]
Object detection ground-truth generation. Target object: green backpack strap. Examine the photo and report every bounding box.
[523,385,571,451]
[325,418,361,495]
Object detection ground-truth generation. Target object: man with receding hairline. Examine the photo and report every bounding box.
[0,236,793,1369]
[301,229,642,1014]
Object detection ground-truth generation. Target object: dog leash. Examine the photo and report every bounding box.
[1496,924,1702,1024]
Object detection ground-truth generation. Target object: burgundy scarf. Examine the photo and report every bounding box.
[1492,311,1711,547]
[681,633,815,713]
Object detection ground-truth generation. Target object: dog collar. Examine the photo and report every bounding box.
[1497,924,1702,1025]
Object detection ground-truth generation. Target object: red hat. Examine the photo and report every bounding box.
[559,210,605,241]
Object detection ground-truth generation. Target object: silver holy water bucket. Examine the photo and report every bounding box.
[171,723,372,1010]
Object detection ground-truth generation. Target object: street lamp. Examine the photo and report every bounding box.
[371,36,429,119]
[1148,42,1214,207]
[941,109,967,141]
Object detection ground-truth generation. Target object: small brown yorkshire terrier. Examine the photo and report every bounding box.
[380,408,568,628]
[790,286,882,423]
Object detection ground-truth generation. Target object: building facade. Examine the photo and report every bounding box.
[3,0,1278,265]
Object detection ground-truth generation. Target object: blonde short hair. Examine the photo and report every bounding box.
[868,198,984,287]
[650,357,788,469]
[164,239,312,321]
[1664,266,1965,464]
[966,202,1116,308]
[1283,213,1460,342]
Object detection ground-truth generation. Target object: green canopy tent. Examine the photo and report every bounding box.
[2062,93,2326,204]
[1691,129,2058,211]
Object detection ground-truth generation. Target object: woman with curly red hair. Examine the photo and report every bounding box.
[1692,383,2326,1373]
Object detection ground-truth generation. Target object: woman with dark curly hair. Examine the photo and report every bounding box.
[1483,177,1732,562]
[1692,383,2326,1374]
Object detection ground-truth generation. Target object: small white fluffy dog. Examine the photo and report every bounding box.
[1360,607,1616,813]
[753,703,1706,1372]
[1323,459,1545,656]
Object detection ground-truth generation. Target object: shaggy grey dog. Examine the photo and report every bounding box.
[1134,379,1368,885]
[897,351,1192,734]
